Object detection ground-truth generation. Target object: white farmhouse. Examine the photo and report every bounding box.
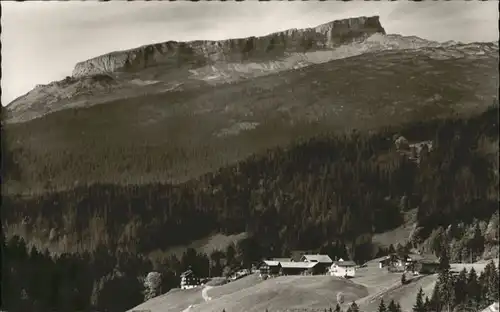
[330,258,356,278]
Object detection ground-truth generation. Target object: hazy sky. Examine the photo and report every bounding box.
[1,1,498,106]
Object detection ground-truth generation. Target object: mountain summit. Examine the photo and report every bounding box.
[3,15,498,193]
[6,15,497,124]
[70,16,385,78]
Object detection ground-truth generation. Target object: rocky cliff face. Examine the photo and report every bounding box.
[5,15,498,124]
[71,16,385,78]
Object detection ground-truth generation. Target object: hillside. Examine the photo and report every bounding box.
[127,259,499,312]
[3,38,498,194]
[2,12,499,312]
[190,275,368,312]
[5,15,385,123]
[3,106,498,263]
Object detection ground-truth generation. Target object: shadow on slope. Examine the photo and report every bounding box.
[3,46,497,194]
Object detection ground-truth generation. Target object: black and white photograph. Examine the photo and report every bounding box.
[1,1,499,312]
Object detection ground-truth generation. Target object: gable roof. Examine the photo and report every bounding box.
[378,256,391,262]
[272,258,292,262]
[333,260,356,267]
[280,261,318,269]
[301,254,333,263]
[263,260,281,267]
[181,269,194,277]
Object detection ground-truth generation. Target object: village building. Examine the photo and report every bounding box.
[330,258,356,278]
[378,254,405,271]
[411,259,440,275]
[180,269,201,289]
[377,253,439,275]
[272,257,293,263]
[300,254,334,274]
[259,260,282,277]
[404,254,439,275]
[280,261,320,276]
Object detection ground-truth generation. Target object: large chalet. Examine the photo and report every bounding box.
[259,254,334,277]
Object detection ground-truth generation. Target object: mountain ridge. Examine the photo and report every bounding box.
[70,15,385,78]
[5,15,498,125]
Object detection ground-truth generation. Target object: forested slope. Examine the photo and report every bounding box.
[3,105,498,263]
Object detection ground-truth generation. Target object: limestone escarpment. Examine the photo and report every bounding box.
[71,16,385,78]
[6,15,498,124]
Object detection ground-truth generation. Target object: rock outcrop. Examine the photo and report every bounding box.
[5,15,498,124]
[71,16,385,78]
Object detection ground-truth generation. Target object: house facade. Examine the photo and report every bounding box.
[259,260,282,277]
[378,253,424,272]
[259,254,332,277]
[180,269,201,289]
[407,259,440,275]
[330,259,356,278]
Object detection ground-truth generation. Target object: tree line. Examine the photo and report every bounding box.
[1,105,498,311]
[3,105,498,262]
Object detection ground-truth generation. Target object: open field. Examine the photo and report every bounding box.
[358,274,438,312]
[189,275,368,312]
[127,287,204,312]
[4,42,497,195]
[206,273,263,300]
[358,258,500,312]
[130,258,499,312]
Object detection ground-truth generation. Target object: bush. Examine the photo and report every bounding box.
[336,292,345,304]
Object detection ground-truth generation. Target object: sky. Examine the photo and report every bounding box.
[1,1,498,106]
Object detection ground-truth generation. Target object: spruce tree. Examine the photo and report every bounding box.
[454,268,467,306]
[469,223,485,261]
[401,273,407,285]
[396,302,402,312]
[437,245,453,312]
[334,303,342,312]
[413,287,425,312]
[378,298,387,312]
[387,300,399,312]
[424,296,431,311]
[466,267,481,310]
[485,260,499,303]
[430,283,442,312]
[346,301,359,312]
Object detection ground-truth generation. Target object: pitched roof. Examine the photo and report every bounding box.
[301,254,333,263]
[378,256,391,262]
[407,253,438,263]
[406,254,424,261]
[272,258,292,262]
[181,269,194,277]
[263,260,281,267]
[280,261,318,269]
[333,260,356,267]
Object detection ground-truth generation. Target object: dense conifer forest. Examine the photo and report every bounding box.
[1,105,498,311]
